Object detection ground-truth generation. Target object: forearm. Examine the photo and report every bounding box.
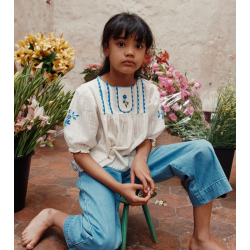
[135,139,152,162]
[73,152,123,195]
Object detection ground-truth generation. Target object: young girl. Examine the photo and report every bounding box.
[21,12,232,250]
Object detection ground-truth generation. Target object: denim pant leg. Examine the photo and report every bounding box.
[63,166,123,250]
[123,139,232,207]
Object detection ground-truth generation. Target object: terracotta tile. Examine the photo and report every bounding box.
[212,199,221,209]
[58,151,74,158]
[33,185,66,197]
[212,208,236,224]
[47,162,71,169]
[154,183,170,194]
[37,150,58,155]
[56,177,79,187]
[170,186,188,197]
[119,203,142,219]
[224,235,236,250]
[32,154,42,160]
[228,183,236,198]
[14,221,30,238]
[127,213,159,232]
[65,187,79,200]
[39,195,74,210]
[29,174,59,185]
[160,176,182,186]
[29,238,68,250]
[147,203,176,218]
[139,229,182,249]
[14,236,22,250]
[73,200,82,211]
[50,168,78,178]
[156,193,189,207]
[30,165,53,175]
[31,158,48,167]
[49,228,67,246]
[210,220,236,238]
[161,217,194,235]
[52,147,69,153]
[14,219,19,229]
[126,228,140,247]
[28,173,34,180]
[176,206,193,221]
[27,182,37,191]
[26,192,43,204]
[14,202,44,221]
[42,155,71,163]
[182,233,226,249]
[219,197,236,210]
[127,246,148,250]
[53,139,68,148]
[60,208,82,215]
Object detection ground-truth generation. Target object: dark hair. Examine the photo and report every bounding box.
[98,12,154,79]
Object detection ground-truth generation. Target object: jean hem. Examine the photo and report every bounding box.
[189,177,233,207]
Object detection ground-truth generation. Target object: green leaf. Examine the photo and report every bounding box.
[29,43,34,51]
[44,51,57,63]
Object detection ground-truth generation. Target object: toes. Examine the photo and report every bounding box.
[26,241,35,249]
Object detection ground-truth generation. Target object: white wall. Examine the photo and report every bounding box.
[14,0,236,111]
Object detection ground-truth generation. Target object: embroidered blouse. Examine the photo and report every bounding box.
[64,76,165,172]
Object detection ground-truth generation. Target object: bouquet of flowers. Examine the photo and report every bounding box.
[14,32,75,82]
[206,73,236,148]
[141,46,208,140]
[14,64,74,157]
[80,64,103,82]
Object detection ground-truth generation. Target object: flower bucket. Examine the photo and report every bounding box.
[213,147,235,198]
[14,151,34,213]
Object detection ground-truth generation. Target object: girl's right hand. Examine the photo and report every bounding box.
[119,183,151,206]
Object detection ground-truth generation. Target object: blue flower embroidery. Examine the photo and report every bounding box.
[64,110,79,127]
[122,94,129,108]
[158,106,164,120]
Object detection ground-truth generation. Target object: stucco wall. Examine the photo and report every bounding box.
[14,0,235,111]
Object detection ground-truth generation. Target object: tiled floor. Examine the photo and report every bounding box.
[14,130,236,250]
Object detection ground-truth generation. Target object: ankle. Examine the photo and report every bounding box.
[42,208,56,227]
[192,233,211,244]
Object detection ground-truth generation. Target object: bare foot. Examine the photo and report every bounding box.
[189,235,224,250]
[21,208,54,249]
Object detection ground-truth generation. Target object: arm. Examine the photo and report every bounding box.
[130,139,155,196]
[73,152,152,205]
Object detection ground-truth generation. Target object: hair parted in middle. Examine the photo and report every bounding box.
[98,12,155,79]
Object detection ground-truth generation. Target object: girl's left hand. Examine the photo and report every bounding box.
[130,156,155,197]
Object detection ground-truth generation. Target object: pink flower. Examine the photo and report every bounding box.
[152,62,159,71]
[202,113,206,121]
[158,88,167,97]
[21,104,26,110]
[171,103,180,111]
[155,71,164,75]
[205,124,210,129]
[166,71,172,77]
[168,87,176,95]
[162,103,170,113]
[168,66,175,72]
[184,107,194,116]
[168,113,177,121]
[194,81,202,89]
[175,71,181,78]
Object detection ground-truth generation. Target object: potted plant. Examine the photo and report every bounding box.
[80,64,103,82]
[14,64,74,212]
[205,73,236,197]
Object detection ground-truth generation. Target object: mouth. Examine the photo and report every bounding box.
[123,60,135,66]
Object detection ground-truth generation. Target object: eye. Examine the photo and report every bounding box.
[117,42,125,47]
[136,44,143,49]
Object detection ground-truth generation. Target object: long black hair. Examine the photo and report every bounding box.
[98,12,154,79]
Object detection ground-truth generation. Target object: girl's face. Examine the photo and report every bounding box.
[104,30,146,76]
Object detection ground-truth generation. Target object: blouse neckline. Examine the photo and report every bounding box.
[97,76,139,88]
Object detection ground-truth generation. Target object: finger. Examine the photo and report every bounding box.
[130,170,135,184]
[146,177,155,195]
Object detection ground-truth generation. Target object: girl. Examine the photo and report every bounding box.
[21,12,232,250]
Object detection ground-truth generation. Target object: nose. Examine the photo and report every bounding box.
[125,45,135,57]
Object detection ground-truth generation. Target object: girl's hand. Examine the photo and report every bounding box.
[130,156,155,196]
[119,183,151,206]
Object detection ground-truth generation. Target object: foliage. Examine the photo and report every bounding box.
[80,64,103,82]
[14,64,74,157]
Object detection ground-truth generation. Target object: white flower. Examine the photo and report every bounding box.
[159,201,163,206]
[164,203,167,206]
[155,200,159,204]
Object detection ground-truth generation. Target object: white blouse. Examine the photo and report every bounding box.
[64,76,165,172]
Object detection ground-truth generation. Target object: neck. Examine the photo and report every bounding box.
[102,70,137,87]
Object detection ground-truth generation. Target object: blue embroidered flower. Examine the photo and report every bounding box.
[122,94,129,107]
[64,110,79,127]
[158,107,164,120]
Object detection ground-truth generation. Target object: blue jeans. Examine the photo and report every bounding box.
[63,140,232,250]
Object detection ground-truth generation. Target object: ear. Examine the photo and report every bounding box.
[103,43,109,57]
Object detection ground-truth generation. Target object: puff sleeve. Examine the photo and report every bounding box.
[63,84,99,153]
[146,84,165,142]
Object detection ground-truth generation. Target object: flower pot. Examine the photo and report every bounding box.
[213,146,235,198]
[14,151,34,213]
